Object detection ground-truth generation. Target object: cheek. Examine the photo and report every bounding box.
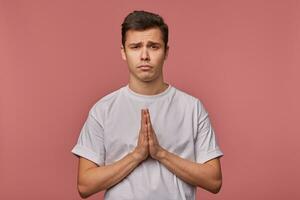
[126,59,139,72]
[126,53,139,63]
[155,55,166,65]
[154,52,166,62]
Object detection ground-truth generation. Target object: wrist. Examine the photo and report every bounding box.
[156,147,167,161]
[131,149,145,163]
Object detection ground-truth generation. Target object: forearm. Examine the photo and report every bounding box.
[79,151,143,198]
[157,149,222,193]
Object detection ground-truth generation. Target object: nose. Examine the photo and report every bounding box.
[140,47,150,61]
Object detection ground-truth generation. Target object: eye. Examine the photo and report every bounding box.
[151,45,159,49]
[129,45,141,49]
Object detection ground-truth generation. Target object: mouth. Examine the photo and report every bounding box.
[138,65,152,70]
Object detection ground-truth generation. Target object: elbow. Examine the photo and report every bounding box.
[77,182,106,199]
[78,184,91,199]
[210,179,222,194]
[196,178,222,194]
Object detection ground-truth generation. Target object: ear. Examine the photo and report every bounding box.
[164,45,169,60]
[121,45,127,61]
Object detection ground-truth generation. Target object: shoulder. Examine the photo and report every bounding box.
[172,85,207,116]
[88,86,124,123]
[173,86,201,106]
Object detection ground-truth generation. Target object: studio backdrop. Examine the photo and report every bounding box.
[0,0,299,200]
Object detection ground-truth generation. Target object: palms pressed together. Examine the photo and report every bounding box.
[135,109,164,161]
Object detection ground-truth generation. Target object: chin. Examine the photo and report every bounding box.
[140,78,154,82]
[138,75,154,82]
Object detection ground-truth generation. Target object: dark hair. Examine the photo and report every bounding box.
[121,10,169,50]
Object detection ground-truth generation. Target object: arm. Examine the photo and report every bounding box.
[77,150,143,199]
[157,150,222,193]
[145,109,222,194]
[77,109,150,198]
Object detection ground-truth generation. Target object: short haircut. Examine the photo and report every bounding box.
[121,10,169,50]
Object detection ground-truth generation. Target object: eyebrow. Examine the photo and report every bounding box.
[128,41,162,46]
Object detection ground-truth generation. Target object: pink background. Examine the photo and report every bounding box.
[1,0,299,199]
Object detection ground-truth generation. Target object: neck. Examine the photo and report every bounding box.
[128,76,169,95]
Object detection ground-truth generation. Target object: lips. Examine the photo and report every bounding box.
[138,65,152,68]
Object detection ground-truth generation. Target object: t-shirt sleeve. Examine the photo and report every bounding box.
[195,100,224,164]
[71,113,105,166]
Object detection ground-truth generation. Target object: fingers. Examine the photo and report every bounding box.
[141,109,144,129]
[140,109,143,128]
[140,109,147,138]
[145,109,152,140]
[140,109,145,131]
[140,108,153,139]
[144,110,148,134]
[146,109,153,130]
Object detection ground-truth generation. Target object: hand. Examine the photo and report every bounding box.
[132,109,149,162]
[145,109,165,160]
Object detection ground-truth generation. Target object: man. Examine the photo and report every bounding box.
[71,10,224,200]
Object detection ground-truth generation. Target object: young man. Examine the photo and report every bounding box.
[71,10,224,200]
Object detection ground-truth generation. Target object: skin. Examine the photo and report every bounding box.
[121,27,169,95]
[137,108,223,194]
[122,27,222,193]
[76,27,222,198]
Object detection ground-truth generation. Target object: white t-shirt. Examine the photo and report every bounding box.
[71,83,224,200]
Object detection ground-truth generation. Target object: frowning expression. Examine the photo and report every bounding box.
[121,27,169,82]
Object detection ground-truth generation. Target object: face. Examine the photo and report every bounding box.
[121,27,169,83]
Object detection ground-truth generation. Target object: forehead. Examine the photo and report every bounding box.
[125,28,163,44]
